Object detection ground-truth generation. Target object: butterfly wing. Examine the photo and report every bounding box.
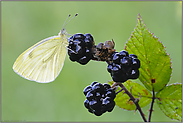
[13,35,68,83]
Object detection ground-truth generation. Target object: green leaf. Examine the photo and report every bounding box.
[108,80,152,111]
[156,83,182,121]
[124,14,172,92]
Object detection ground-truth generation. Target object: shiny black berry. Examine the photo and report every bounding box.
[84,33,94,48]
[89,100,101,110]
[84,99,90,109]
[105,88,116,100]
[119,50,129,57]
[83,86,92,96]
[103,83,111,90]
[130,69,139,79]
[103,97,115,109]
[73,33,85,40]
[132,58,140,69]
[83,82,116,116]
[92,83,104,93]
[129,54,137,58]
[68,33,94,65]
[86,90,95,101]
[91,81,98,86]
[107,50,140,82]
[112,52,121,64]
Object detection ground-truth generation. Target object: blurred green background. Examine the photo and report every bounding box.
[1,1,182,122]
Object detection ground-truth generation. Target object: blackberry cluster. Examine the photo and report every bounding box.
[83,82,116,116]
[107,50,140,82]
[68,33,94,65]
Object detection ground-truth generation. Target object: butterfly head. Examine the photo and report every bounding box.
[59,28,67,36]
[59,13,78,36]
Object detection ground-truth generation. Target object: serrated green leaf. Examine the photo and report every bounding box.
[156,83,182,121]
[124,14,172,92]
[108,80,152,111]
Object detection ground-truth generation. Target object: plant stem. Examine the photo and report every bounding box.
[116,89,124,95]
[148,88,155,122]
[117,83,147,122]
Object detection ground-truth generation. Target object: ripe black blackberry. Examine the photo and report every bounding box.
[68,33,94,65]
[83,82,116,116]
[107,50,140,82]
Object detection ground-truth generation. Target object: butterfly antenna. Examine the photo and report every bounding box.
[62,13,78,30]
[62,14,71,30]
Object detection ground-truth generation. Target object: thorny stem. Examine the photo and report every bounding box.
[148,88,155,122]
[111,83,124,95]
[117,83,147,122]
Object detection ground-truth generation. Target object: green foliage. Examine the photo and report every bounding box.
[156,84,182,121]
[114,14,182,121]
[124,14,172,92]
[108,80,152,110]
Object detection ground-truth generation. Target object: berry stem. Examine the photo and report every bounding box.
[117,83,147,122]
[148,88,155,122]
[116,89,124,95]
[111,82,118,88]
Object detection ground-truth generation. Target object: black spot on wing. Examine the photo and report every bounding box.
[28,51,33,58]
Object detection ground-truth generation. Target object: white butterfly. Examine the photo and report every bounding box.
[13,14,78,83]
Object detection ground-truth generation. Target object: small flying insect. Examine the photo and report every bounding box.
[13,14,78,83]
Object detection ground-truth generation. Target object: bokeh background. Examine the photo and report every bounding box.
[1,1,182,122]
